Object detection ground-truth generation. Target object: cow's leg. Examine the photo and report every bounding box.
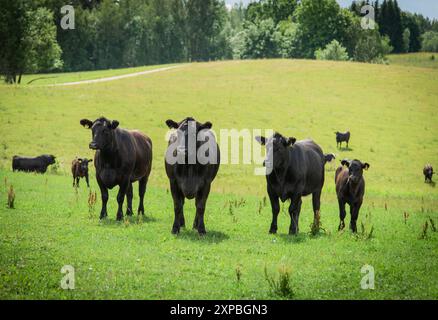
[76,177,80,187]
[86,174,90,188]
[116,180,129,221]
[338,199,346,230]
[289,196,302,235]
[268,187,280,234]
[137,176,148,215]
[346,140,349,149]
[72,176,75,187]
[170,180,184,234]
[126,183,133,216]
[194,184,211,235]
[97,179,108,219]
[350,202,362,233]
[312,190,322,228]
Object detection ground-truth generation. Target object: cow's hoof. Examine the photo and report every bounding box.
[269,226,277,234]
[116,214,123,221]
[198,230,206,236]
[138,206,144,215]
[289,229,298,236]
[126,209,133,216]
[171,228,180,235]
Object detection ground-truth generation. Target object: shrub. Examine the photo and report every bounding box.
[315,40,349,61]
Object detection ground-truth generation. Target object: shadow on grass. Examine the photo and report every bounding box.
[427,181,436,188]
[176,228,229,243]
[276,229,331,243]
[338,147,354,152]
[98,214,158,227]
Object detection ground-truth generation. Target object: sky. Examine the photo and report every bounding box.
[226,0,438,20]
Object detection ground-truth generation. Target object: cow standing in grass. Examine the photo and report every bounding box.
[80,117,152,221]
[71,158,92,188]
[165,117,220,235]
[335,131,350,149]
[424,164,434,183]
[12,155,56,173]
[335,159,370,232]
[255,133,326,235]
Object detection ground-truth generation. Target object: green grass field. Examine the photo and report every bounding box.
[388,52,438,69]
[0,57,437,299]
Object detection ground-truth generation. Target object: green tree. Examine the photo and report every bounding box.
[294,0,353,58]
[186,0,227,61]
[0,1,62,83]
[240,19,282,59]
[421,31,438,52]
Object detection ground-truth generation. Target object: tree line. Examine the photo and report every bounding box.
[1,0,438,83]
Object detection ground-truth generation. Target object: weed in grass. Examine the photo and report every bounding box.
[404,212,409,224]
[88,191,97,219]
[264,265,294,299]
[7,185,15,209]
[429,218,436,232]
[309,210,325,236]
[419,221,429,240]
[235,265,242,283]
[4,177,7,191]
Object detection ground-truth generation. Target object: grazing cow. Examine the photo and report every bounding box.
[71,157,92,187]
[165,117,220,235]
[335,131,350,149]
[255,133,326,235]
[80,117,152,220]
[423,164,434,183]
[335,159,370,232]
[12,155,56,173]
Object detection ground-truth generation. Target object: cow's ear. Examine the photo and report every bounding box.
[166,119,179,129]
[363,163,370,170]
[88,159,93,163]
[77,158,83,162]
[255,136,266,145]
[200,121,212,130]
[341,159,350,167]
[110,120,119,130]
[80,119,93,129]
[286,137,296,146]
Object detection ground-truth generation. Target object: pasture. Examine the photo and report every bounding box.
[0,58,438,299]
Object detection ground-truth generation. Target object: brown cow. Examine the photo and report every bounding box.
[335,159,370,232]
[72,157,92,188]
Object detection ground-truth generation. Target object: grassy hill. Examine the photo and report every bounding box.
[0,59,437,299]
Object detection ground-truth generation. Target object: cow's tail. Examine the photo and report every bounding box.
[324,153,336,164]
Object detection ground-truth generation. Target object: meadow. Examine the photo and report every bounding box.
[0,57,437,299]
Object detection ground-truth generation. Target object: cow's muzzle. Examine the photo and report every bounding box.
[89,142,98,150]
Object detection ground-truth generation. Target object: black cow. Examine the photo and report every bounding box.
[335,131,350,148]
[12,155,56,173]
[80,117,152,220]
[165,117,220,235]
[255,133,326,235]
[324,153,336,163]
[72,157,92,187]
[423,164,434,183]
[335,159,370,232]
